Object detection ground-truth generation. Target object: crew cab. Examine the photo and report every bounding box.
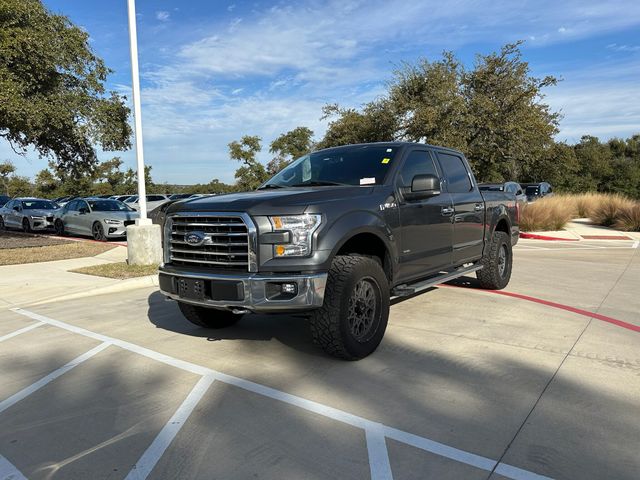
[158,142,519,359]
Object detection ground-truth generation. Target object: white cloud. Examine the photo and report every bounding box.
[155,11,170,22]
[607,43,640,52]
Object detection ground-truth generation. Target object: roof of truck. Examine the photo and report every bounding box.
[316,141,464,156]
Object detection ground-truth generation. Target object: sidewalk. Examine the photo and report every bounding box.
[0,246,157,308]
[523,219,640,241]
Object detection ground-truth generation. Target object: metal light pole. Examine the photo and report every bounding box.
[125,0,162,265]
[127,0,149,225]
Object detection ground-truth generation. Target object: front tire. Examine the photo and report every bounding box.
[178,302,243,328]
[309,255,390,360]
[92,221,106,241]
[22,217,31,233]
[477,230,512,290]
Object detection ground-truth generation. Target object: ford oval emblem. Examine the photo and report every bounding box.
[185,231,206,246]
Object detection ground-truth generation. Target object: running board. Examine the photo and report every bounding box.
[391,264,483,299]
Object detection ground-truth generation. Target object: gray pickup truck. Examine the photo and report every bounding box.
[159,142,519,359]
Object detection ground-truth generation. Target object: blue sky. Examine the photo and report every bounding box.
[3,0,640,184]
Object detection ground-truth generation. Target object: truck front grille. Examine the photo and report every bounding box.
[168,215,251,271]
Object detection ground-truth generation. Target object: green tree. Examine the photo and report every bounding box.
[462,42,559,181]
[573,136,614,191]
[7,175,32,197]
[96,157,125,192]
[317,99,397,149]
[0,0,131,175]
[229,135,268,191]
[0,160,16,195]
[388,52,467,150]
[34,168,58,197]
[267,127,314,175]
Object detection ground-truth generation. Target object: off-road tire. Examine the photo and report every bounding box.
[309,255,390,360]
[477,230,512,290]
[178,301,243,328]
[54,219,65,236]
[22,217,31,233]
[92,221,106,241]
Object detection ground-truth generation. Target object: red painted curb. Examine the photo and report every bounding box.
[520,232,579,241]
[50,235,127,247]
[441,284,640,333]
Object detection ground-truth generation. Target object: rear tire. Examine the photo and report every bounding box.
[54,219,65,236]
[309,255,390,360]
[22,217,31,233]
[477,230,512,290]
[178,302,243,328]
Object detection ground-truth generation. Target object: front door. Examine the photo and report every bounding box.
[396,149,453,282]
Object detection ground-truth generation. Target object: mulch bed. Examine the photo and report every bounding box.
[0,230,72,249]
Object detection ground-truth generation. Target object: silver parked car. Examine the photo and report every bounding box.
[54,198,138,241]
[127,194,170,212]
[0,198,60,232]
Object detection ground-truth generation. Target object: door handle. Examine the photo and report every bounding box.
[441,206,454,216]
[474,203,484,211]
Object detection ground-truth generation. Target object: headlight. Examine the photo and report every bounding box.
[268,214,321,257]
[104,219,122,225]
[29,215,45,219]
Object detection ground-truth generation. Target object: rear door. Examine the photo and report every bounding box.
[435,151,484,265]
[64,200,80,233]
[396,149,453,281]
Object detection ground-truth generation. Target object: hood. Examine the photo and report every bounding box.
[96,210,139,220]
[24,208,58,216]
[168,186,375,216]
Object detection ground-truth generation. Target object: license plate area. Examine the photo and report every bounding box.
[176,277,206,301]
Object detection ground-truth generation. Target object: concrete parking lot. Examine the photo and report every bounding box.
[1,238,639,480]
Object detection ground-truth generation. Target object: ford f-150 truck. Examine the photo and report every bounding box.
[158,142,519,360]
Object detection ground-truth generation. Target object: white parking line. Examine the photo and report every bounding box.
[125,375,216,480]
[0,454,27,480]
[0,322,44,343]
[0,342,110,415]
[9,307,552,480]
[366,425,393,480]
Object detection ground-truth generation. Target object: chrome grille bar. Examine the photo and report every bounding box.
[166,212,257,272]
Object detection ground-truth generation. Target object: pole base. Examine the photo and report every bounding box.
[126,223,162,265]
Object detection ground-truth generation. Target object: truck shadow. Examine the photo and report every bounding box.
[146,291,323,357]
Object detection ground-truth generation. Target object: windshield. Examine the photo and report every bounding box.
[525,186,539,195]
[262,145,399,188]
[22,200,57,210]
[87,200,134,212]
[125,195,138,203]
[169,194,192,200]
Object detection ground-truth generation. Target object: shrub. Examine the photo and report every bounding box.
[573,192,606,218]
[613,203,640,232]
[589,194,636,227]
[520,196,573,231]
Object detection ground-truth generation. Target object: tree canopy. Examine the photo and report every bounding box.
[0,0,131,175]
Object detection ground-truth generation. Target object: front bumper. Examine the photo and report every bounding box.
[30,217,55,230]
[158,265,327,313]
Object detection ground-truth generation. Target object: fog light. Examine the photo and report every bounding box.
[281,283,297,295]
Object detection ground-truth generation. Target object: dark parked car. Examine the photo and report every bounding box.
[0,195,10,208]
[480,181,527,209]
[158,142,519,360]
[522,182,553,202]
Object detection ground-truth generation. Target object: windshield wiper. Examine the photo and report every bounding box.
[258,184,284,190]
[289,181,349,187]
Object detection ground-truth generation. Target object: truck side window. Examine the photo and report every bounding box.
[437,152,472,193]
[398,151,438,187]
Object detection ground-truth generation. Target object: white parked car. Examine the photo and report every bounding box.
[127,194,170,212]
[0,198,60,232]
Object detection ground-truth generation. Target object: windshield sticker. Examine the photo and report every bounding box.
[360,177,376,185]
[381,157,391,164]
[386,148,393,152]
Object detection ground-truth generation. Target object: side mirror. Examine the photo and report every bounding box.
[79,207,88,214]
[404,174,441,200]
[13,205,20,212]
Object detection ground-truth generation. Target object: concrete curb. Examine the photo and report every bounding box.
[26,274,159,307]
